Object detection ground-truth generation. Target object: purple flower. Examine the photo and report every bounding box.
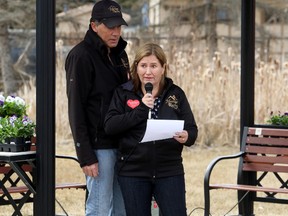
[9,115,17,125]
[22,116,33,125]
[0,95,4,106]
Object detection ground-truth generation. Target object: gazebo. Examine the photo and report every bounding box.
[35,0,256,215]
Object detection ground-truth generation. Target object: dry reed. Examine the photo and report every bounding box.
[16,42,288,149]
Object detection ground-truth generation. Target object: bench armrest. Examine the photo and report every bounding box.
[55,155,79,164]
[204,151,244,189]
[203,151,245,215]
[55,154,85,189]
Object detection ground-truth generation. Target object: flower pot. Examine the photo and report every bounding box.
[0,137,32,152]
[9,137,26,145]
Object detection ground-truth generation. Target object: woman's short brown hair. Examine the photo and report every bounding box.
[131,43,168,93]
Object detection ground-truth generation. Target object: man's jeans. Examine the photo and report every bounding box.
[85,149,126,216]
[118,174,187,216]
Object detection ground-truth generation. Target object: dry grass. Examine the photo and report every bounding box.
[1,43,288,215]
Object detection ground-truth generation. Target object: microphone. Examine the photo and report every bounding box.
[144,82,153,94]
[144,82,153,119]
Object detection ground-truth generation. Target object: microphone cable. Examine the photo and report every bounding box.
[187,190,250,216]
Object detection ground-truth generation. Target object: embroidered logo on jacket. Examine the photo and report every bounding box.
[165,95,178,109]
[127,99,140,109]
[121,58,129,69]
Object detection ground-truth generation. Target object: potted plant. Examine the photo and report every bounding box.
[0,117,7,144]
[0,95,27,117]
[0,95,36,152]
[1,115,36,143]
[267,111,288,126]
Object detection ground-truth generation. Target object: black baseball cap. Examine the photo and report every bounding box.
[91,0,128,28]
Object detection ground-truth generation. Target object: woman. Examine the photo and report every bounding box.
[104,43,198,216]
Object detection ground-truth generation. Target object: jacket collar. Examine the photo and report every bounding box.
[121,78,174,96]
[84,26,127,56]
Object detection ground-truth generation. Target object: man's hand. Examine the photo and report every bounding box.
[82,163,99,177]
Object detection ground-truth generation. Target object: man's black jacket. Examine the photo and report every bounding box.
[65,26,129,167]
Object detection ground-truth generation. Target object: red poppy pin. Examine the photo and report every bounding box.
[127,99,140,109]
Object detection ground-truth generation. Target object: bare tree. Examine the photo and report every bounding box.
[204,0,217,59]
[0,0,90,94]
[0,0,36,95]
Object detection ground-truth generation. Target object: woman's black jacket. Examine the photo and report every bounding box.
[104,78,198,178]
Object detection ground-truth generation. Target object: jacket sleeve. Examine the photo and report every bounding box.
[177,88,198,146]
[65,51,98,167]
[104,88,149,135]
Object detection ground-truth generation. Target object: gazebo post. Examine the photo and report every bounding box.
[239,0,256,215]
[35,0,56,215]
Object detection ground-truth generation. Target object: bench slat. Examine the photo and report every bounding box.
[0,164,33,174]
[210,184,288,194]
[244,154,288,164]
[0,183,86,194]
[246,136,288,146]
[0,186,29,194]
[245,145,288,155]
[243,163,288,172]
[248,128,288,137]
[55,183,86,190]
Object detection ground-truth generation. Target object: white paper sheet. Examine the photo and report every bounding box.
[140,119,184,143]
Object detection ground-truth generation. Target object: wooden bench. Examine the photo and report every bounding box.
[0,151,86,216]
[204,126,288,216]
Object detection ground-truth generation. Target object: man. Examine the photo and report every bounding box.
[65,1,129,215]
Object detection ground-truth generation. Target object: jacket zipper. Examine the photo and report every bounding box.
[152,140,156,179]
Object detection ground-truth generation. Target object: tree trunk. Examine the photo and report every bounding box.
[205,0,218,59]
[0,24,19,95]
